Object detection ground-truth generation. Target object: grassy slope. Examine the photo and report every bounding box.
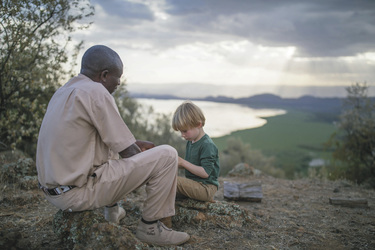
[212,110,337,176]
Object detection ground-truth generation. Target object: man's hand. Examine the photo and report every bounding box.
[119,144,141,158]
[135,140,155,151]
[119,140,155,158]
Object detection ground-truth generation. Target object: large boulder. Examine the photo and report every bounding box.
[52,198,256,248]
[53,209,146,249]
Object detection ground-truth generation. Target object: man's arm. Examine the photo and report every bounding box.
[119,140,155,158]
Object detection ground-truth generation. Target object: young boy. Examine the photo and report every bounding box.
[172,100,220,202]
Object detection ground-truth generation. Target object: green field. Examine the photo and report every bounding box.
[212,110,338,177]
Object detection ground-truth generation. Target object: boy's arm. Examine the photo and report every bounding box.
[178,156,209,178]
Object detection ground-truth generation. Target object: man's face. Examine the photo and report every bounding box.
[102,67,123,94]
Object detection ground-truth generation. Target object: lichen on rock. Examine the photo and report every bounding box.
[173,199,255,229]
[53,209,147,249]
[51,198,255,249]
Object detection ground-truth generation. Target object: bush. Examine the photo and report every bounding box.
[326,83,375,187]
[219,137,283,178]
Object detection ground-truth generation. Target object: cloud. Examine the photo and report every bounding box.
[91,0,154,21]
[72,0,375,93]
[86,0,375,57]
[162,0,375,57]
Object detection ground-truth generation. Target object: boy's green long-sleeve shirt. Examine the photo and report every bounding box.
[184,134,220,187]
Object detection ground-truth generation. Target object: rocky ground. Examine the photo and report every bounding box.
[1,152,375,249]
[1,171,375,249]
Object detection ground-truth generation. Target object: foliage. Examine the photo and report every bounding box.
[327,83,375,187]
[0,0,94,157]
[113,85,186,156]
[272,150,312,179]
[219,137,284,178]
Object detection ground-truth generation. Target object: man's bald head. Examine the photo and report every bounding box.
[80,45,123,80]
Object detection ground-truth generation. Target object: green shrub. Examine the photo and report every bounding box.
[219,137,283,178]
[326,83,375,187]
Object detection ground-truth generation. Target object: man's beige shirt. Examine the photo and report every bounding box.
[36,74,136,188]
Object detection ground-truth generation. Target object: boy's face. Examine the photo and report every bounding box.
[180,126,201,142]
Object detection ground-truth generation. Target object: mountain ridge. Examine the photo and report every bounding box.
[129,92,347,113]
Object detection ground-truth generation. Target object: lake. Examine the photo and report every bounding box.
[136,98,286,138]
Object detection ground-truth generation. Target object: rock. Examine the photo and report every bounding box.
[53,209,147,249]
[0,229,21,249]
[52,199,256,248]
[223,180,263,202]
[329,197,369,208]
[0,228,31,249]
[173,199,255,228]
[227,163,254,177]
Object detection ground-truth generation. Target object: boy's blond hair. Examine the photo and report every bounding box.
[172,101,206,131]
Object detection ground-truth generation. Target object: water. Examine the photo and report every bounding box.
[136,98,286,138]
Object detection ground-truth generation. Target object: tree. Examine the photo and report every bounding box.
[0,0,93,156]
[328,83,375,187]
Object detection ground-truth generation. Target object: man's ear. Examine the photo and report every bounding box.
[99,70,109,83]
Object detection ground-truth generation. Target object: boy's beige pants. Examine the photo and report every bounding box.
[176,176,217,202]
[44,145,178,221]
[160,176,218,228]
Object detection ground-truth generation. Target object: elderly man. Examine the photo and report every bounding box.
[36,45,189,246]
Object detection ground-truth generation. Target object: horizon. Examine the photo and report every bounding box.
[126,83,375,99]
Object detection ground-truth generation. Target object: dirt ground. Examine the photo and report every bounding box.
[1,174,375,249]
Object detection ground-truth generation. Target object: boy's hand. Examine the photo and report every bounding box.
[178,156,209,178]
[135,140,155,151]
[178,156,185,168]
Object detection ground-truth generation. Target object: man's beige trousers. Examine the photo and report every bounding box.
[45,145,178,221]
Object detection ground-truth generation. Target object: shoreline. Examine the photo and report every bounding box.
[136,97,287,138]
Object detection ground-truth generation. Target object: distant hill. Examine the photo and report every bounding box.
[129,93,185,100]
[212,94,344,113]
[127,83,375,99]
[130,92,344,113]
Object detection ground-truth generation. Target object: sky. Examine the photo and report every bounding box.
[73,0,375,98]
